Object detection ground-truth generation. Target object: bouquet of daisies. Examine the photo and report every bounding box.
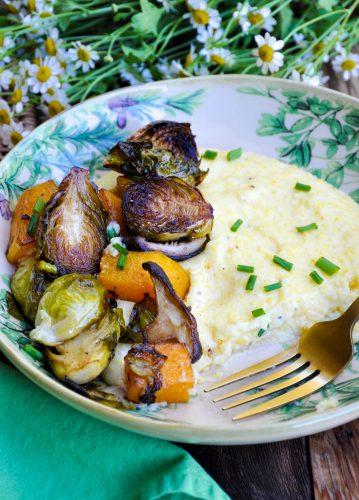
[0,0,358,149]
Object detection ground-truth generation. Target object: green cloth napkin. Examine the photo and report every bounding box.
[0,362,229,500]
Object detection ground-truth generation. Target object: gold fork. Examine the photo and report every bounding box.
[205,297,358,421]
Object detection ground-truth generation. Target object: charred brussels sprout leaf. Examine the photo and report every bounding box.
[38,167,108,275]
[30,274,107,345]
[122,235,209,261]
[142,262,202,363]
[123,294,157,343]
[122,177,213,242]
[65,379,135,410]
[46,309,123,384]
[10,257,53,322]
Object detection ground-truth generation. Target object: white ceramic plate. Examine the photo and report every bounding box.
[1,75,359,444]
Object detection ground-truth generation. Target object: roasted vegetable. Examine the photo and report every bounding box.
[37,167,108,275]
[99,250,190,303]
[123,295,157,343]
[6,180,57,265]
[123,235,209,261]
[122,177,213,242]
[98,188,128,235]
[142,262,202,363]
[66,379,135,410]
[30,274,107,345]
[104,121,207,186]
[46,308,123,384]
[10,257,53,322]
[125,343,194,404]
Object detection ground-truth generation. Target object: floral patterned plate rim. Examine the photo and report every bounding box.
[1,75,359,445]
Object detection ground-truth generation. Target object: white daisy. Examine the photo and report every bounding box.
[1,121,30,148]
[42,87,69,117]
[0,99,13,126]
[68,42,99,73]
[43,28,63,57]
[120,63,153,86]
[289,67,329,87]
[184,44,198,67]
[196,25,224,46]
[184,0,221,29]
[9,83,29,113]
[0,36,15,64]
[27,56,61,93]
[234,2,276,33]
[252,33,285,75]
[201,47,234,66]
[293,33,307,48]
[157,58,190,79]
[332,52,359,81]
[56,48,77,78]
[18,59,32,79]
[3,1,22,14]
[193,63,209,76]
[156,0,176,12]
[0,67,13,90]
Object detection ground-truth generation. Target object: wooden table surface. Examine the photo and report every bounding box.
[1,72,358,500]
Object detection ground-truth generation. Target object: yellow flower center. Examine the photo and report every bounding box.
[77,47,91,62]
[0,38,3,48]
[9,77,16,90]
[210,54,225,65]
[192,9,209,25]
[32,57,41,65]
[45,38,57,56]
[248,12,264,25]
[48,100,64,117]
[10,130,23,145]
[0,109,11,125]
[10,89,22,105]
[185,53,193,67]
[40,11,52,18]
[36,65,52,83]
[258,44,274,62]
[28,0,36,11]
[313,41,325,54]
[47,88,55,96]
[6,4,19,13]
[60,60,67,69]
[341,59,356,71]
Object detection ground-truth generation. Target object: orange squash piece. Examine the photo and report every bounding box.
[125,343,194,404]
[99,251,190,302]
[6,180,57,265]
[98,188,128,235]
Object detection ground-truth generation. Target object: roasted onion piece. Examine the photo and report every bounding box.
[142,262,202,363]
[122,235,209,261]
[122,177,213,242]
[37,167,108,275]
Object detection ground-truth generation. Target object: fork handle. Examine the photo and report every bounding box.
[342,296,359,327]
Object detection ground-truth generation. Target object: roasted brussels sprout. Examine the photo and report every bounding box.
[46,309,123,384]
[66,379,135,410]
[37,167,108,275]
[122,177,213,242]
[104,121,207,186]
[122,235,209,261]
[142,262,202,363]
[123,294,157,343]
[30,274,107,345]
[10,257,53,322]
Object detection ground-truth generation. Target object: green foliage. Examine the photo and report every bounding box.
[131,0,162,36]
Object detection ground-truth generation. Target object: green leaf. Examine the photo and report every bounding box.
[344,110,359,127]
[326,144,338,159]
[310,103,330,116]
[122,43,153,62]
[288,98,309,110]
[329,118,342,138]
[58,16,71,30]
[282,90,306,98]
[326,167,344,188]
[345,153,359,172]
[337,132,348,145]
[318,0,338,10]
[295,141,311,167]
[322,138,338,146]
[257,112,286,136]
[279,6,294,38]
[279,145,296,158]
[349,189,359,203]
[291,117,313,132]
[237,87,269,96]
[131,0,162,36]
[311,169,324,179]
[282,133,302,145]
[343,125,355,136]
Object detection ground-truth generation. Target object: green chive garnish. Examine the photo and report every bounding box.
[202,150,218,160]
[117,253,127,270]
[295,182,311,192]
[252,308,265,318]
[273,255,293,272]
[33,196,45,214]
[113,243,128,255]
[257,328,266,337]
[23,344,44,361]
[26,213,39,236]
[107,228,118,240]
[310,271,324,284]
[237,264,254,273]
[296,223,318,233]
[245,274,257,291]
[227,147,242,161]
[230,219,243,232]
[315,257,340,276]
[264,282,282,292]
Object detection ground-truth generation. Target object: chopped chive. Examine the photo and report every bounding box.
[237,264,255,273]
[273,255,293,272]
[257,328,267,337]
[26,213,39,236]
[245,274,257,291]
[264,282,282,292]
[295,182,311,192]
[230,218,243,232]
[296,223,318,233]
[17,337,31,346]
[107,228,118,240]
[33,196,45,214]
[252,308,265,318]
[113,243,128,255]
[227,147,242,161]
[202,150,218,160]
[23,344,44,361]
[315,256,340,276]
[117,252,127,270]
[310,271,324,285]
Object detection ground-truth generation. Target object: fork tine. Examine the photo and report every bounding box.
[205,346,298,392]
[232,373,328,421]
[222,366,315,410]
[213,357,306,402]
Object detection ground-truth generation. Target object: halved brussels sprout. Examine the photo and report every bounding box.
[142,262,202,363]
[46,309,123,384]
[66,379,135,410]
[37,167,108,275]
[30,274,107,345]
[123,294,157,343]
[10,257,53,322]
[122,177,213,242]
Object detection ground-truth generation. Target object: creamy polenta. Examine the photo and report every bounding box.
[182,151,359,373]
